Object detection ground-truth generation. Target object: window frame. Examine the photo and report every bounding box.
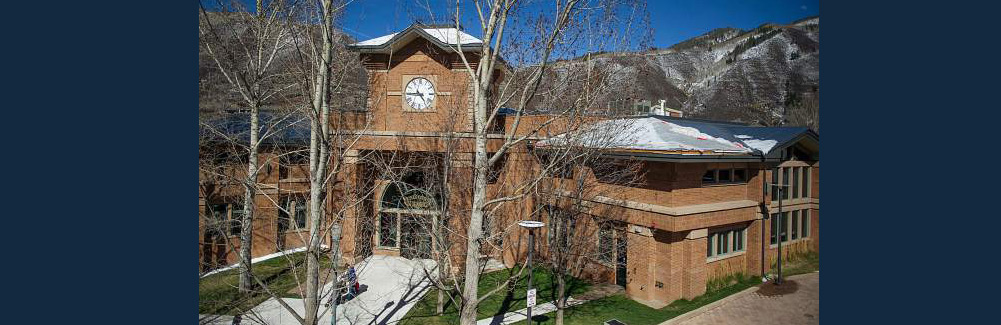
[702,168,749,186]
[229,204,244,236]
[792,167,800,199]
[707,226,747,261]
[770,208,813,247]
[377,212,399,248]
[791,210,799,240]
[597,223,615,265]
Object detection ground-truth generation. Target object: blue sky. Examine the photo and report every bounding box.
[340,0,819,48]
[212,1,819,48]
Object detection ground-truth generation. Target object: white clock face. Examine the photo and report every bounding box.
[404,77,435,110]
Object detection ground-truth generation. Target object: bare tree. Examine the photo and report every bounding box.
[199,0,378,324]
[534,126,644,324]
[199,1,303,310]
[419,1,651,324]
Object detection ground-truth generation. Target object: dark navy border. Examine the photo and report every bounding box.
[3,0,996,323]
[4,1,193,324]
[822,0,995,323]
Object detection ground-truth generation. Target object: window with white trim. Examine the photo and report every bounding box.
[771,166,812,201]
[771,208,812,245]
[708,227,746,259]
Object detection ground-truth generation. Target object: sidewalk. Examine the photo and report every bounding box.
[476,297,587,325]
[200,255,437,325]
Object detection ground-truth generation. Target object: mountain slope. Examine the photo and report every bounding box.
[580,16,820,129]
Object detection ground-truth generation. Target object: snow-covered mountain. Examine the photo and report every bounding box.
[569,16,820,129]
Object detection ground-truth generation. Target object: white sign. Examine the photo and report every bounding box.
[526,288,537,307]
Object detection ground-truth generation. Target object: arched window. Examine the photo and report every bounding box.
[376,174,440,259]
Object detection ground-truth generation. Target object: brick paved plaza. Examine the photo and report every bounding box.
[671,272,819,325]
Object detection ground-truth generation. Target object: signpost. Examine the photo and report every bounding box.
[518,220,544,324]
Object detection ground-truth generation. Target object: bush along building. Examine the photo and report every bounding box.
[198,24,819,309]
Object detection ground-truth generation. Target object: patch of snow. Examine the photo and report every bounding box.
[742,139,778,153]
[351,28,482,47]
[200,245,329,278]
[352,33,397,46]
[422,28,482,45]
[735,134,752,139]
[537,117,750,153]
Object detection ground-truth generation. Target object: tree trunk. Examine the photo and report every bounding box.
[436,288,445,315]
[555,273,566,325]
[458,75,491,325]
[237,103,259,302]
[303,1,335,324]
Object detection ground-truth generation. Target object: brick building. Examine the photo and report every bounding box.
[198,24,820,309]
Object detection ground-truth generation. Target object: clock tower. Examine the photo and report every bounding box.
[348,24,501,133]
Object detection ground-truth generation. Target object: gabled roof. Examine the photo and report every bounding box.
[535,115,819,162]
[348,24,483,53]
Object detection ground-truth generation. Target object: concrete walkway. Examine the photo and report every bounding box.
[662,272,819,325]
[201,255,437,325]
[476,297,587,325]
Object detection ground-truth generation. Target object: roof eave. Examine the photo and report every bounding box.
[347,26,484,53]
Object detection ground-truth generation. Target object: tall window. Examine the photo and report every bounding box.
[791,210,799,240]
[802,168,811,198]
[801,210,811,238]
[772,166,812,201]
[771,170,779,201]
[278,198,290,233]
[708,227,746,259]
[379,213,398,247]
[294,199,307,229]
[770,213,779,245]
[598,224,614,264]
[208,204,228,236]
[771,208,811,246]
[230,204,244,235]
[781,211,789,241]
[792,167,800,199]
[782,168,791,200]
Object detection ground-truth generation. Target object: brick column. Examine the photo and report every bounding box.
[448,153,475,274]
[682,229,708,300]
[337,150,360,264]
[625,225,658,307]
[746,218,764,276]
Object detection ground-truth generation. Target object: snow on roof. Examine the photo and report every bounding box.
[535,116,812,156]
[422,28,482,45]
[535,117,751,154]
[742,139,778,153]
[351,27,482,47]
[353,33,397,46]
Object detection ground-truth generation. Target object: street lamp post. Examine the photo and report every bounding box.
[771,177,790,285]
[518,220,544,325]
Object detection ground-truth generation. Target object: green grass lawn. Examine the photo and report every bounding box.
[198,252,335,315]
[542,251,820,325]
[772,250,820,277]
[399,266,590,325]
